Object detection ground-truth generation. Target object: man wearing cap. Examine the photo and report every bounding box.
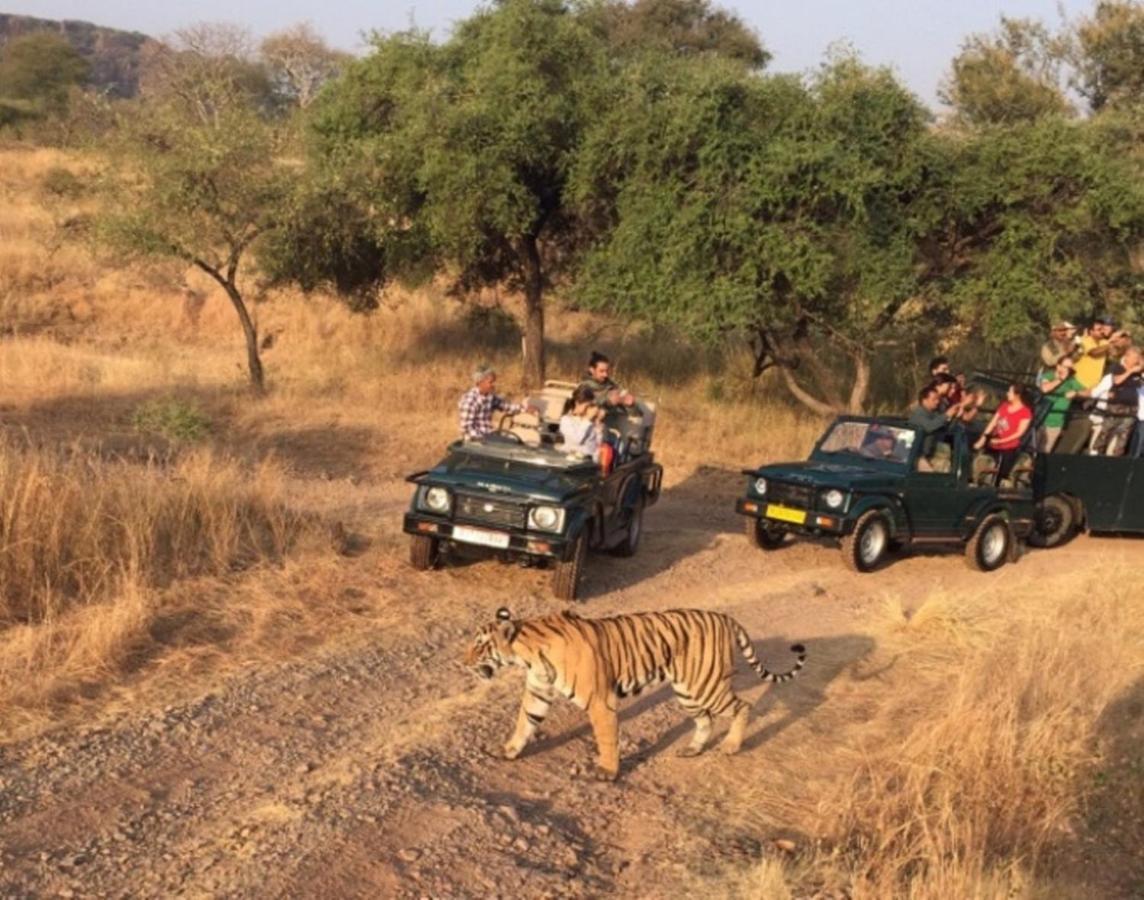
[457,365,538,441]
[1039,322,1078,373]
[1075,318,1124,389]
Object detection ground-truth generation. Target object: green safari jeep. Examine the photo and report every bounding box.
[404,382,663,600]
[735,416,1036,572]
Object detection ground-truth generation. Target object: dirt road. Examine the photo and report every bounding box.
[1,466,1137,898]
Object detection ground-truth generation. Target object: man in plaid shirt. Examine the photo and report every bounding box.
[458,365,538,441]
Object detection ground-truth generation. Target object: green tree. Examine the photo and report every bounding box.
[100,26,291,392]
[0,32,89,114]
[1070,0,1144,113]
[940,17,1071,126]
[925,116,1144,343]
[585,0,769,67]
[573,53,936,414]
[301,0,608,387]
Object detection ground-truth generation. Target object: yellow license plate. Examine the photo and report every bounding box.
[765,504,807,525]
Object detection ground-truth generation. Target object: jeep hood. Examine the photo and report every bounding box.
[418,451,595,503]
[751,460,905,491]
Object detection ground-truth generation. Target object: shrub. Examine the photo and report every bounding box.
[39,165,86,199]
[132,398,211,442]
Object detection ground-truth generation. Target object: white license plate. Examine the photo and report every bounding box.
[452,525,511,549]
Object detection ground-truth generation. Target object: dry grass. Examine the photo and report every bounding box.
[0,441,301,625]
[798,574,1144,898]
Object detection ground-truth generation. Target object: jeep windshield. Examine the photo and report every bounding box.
[812,420,915,468]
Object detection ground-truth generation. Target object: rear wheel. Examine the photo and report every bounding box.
[613,496,645,558]
[409,534,439,571]
[841,510,890,573]
[553,532,587,601]
[744,517,786,550]
[1027,495,1075,548]
[966,515,1011,572]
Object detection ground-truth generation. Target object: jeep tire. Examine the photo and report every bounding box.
[744,517,786,550]
[1027,495,1075,549]
[613,495,645,558]
[841,510,891,573]
[409,534,439,571]
[966,514,1011,572]
[553,532,587,601]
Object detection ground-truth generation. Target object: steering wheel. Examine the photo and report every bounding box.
[492,414,525,444]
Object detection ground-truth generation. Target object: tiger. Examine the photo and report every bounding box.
[464,607,806,780]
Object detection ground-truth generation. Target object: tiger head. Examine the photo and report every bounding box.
[464,607,520,680]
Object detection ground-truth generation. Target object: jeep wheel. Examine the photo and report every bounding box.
[553,532,587,601]
[744,517,786,550]
[409,534,439,571]
[966,515,1011,572]
[1027,495,1075,549]
[613,496,645,558]
[841,510,890,573]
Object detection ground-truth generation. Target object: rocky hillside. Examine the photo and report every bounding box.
[0,12,155,97]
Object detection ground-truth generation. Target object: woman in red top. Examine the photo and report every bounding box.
[974,383,1033,483]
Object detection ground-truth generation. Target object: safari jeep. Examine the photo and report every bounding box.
[735,416,1036,572]
[404,381,663,600]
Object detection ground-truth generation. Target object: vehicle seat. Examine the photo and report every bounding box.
[929,442,953,474]
[603,400,657,458]
[972,451,998,486]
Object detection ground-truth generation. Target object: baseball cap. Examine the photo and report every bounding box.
[1051,320,1075,331]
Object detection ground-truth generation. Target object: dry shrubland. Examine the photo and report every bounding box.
[0,144,1140,897]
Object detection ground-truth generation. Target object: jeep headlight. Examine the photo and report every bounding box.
[822,489,845,510]
[422,486,451,514]
[754,477,768,496]
[528,505,565,533]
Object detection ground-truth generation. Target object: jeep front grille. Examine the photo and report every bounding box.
[767,481,814,508]
[456,495,527,530]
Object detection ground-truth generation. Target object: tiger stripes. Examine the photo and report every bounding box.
[464,607,806,780]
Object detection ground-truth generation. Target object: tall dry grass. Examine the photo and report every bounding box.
[801,577,1144,898]
[0,440,301,625]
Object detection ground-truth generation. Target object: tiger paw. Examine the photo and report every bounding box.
[502,744,523,760]
[593,764,619,782]
[718,741,742,756]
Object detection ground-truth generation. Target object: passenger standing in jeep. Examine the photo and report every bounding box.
[580,352,637,410]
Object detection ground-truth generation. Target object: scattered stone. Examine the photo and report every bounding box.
[495,804,520,824]
[774,839,796,854]
[512,837,530,853]
[398,848,421,863]
[536,824,551,837]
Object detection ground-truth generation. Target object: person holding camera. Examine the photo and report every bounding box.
[1075,317,1125,389]
[1039,321,1078,374]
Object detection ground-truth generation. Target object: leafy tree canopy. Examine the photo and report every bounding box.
[0,32,89,113]
[940,17,1071,126]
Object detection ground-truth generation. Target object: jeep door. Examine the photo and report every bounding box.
[903,431,989,536]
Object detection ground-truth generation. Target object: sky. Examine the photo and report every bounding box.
[4,0,1096,107]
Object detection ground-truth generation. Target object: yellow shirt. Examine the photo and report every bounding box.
[1075,334,1108,388]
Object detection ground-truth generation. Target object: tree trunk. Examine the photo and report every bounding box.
[778,365,839,417]
[847,351,870,413]
[519,234,546,390]
[223,282,265,393]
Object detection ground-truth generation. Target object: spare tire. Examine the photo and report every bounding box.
[1027,495,1076,548]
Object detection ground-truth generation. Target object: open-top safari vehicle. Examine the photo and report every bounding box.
[735,413,1037,572]
[960,373,1144,547]
[403,381,663,600]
